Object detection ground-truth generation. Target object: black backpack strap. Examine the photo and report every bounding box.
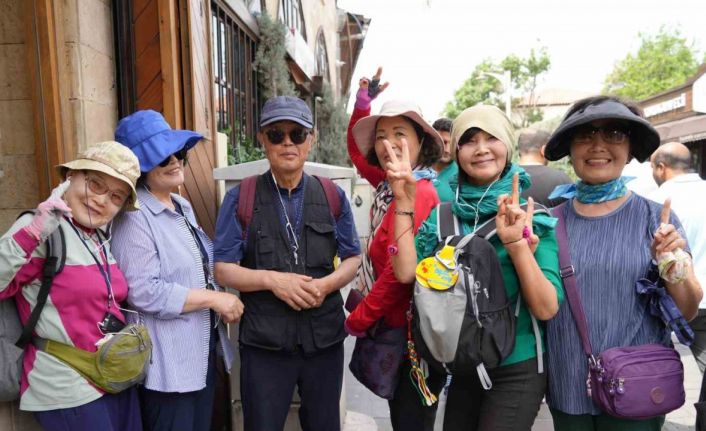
[436,202,459,242]
[15,225,65,348]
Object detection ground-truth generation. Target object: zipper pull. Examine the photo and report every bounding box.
[617,378,625,395]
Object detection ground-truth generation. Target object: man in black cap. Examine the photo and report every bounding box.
[213,96,361,431]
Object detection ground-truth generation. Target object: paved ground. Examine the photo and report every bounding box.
[342,337,701,431]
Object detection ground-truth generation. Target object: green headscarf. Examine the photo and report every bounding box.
[449,164,556,235]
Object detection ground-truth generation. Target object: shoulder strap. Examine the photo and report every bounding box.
[436,202,459,241]
[551,201,595,357]
[236,175,258,239]
[15,224,66,348]
[313,175,342,221]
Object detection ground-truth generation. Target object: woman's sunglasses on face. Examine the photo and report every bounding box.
[572,124,630,145]
[159,147,189,167]
[264,127,312,145]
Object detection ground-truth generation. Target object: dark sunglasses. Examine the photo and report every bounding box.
[159,148,189,167]
[265,127,311,145]
[572,124,631,145]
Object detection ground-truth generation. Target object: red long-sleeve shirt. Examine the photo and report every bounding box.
[346,107,440,331]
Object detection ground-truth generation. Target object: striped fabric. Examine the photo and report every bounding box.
[355,181,392,296]
[0,216,129,411]
[111,187,235,393]
[546,194,685,415]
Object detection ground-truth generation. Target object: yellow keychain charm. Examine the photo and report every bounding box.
[415,245,459,290]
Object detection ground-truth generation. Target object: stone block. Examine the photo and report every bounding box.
[63,42,81,100]
[61,0,80,44]
[83,99,118,146]
[79,45,116,104]
[0,44,30,100]
[0,0,25,44]
[77,0,114,57]
[0,155,39,207]
[0,100,35,156]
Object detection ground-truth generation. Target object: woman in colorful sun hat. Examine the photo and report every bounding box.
[0,141,144,430]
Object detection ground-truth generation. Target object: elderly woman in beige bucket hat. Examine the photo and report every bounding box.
[0,141,144,430]
[345,67,446,430]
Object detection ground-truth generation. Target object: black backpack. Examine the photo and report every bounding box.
[0,213,66,401]
[412,202,548,389]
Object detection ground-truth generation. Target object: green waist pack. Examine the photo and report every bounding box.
[34,324,152,394]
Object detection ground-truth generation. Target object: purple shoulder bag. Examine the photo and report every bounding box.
[552,202,685,420]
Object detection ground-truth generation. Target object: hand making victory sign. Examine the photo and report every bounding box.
[384,137,416,205]
[495,173,539,253]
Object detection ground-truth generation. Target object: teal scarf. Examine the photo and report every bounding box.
[449,164,556,235]
[548,176,633,204]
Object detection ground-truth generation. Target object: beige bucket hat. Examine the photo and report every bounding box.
[352,100,443,157]
[57,141,141,211]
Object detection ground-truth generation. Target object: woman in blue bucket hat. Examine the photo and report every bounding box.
[110,110,244,431]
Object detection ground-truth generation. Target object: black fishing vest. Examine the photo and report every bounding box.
[239,174,345,354]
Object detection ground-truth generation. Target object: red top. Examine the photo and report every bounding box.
[346,107,440,331]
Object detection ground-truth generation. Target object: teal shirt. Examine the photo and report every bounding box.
[434,162,458,202]
[415,208,564,366]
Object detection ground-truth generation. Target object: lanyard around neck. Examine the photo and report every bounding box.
[174,201,211,286]
[68,221,114,309]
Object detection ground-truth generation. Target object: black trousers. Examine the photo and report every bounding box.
[388,360,446,431]
[240,343,344,431]
[140,350,217,431]
[443,357,546,431]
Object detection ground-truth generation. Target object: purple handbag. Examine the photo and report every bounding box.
[348,321,406,400]
[553,203,685,420]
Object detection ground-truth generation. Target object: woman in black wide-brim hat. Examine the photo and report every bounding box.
[543,95,702,430]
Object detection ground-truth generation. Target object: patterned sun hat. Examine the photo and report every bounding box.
[57,141,141,211]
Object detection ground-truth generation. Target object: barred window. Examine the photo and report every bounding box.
[211,1,260,159]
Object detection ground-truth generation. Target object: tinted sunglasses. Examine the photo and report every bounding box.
[159,147,189,167]
[265,127,312,145]
[571,124,630,145]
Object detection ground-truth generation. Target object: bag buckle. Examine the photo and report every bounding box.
[560,265,575,279]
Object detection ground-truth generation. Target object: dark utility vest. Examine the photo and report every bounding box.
[240,174,345,354]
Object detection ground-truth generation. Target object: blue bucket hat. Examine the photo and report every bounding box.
[260,96,314,129]
[115,110,203,172]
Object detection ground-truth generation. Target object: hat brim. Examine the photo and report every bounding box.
[545,102,660,163]
[260,115,314,129]
[132,129,203,172]
[352,111,443,159]
[57,159,140,211]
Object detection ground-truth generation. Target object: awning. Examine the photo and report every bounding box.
[655,114,706,143]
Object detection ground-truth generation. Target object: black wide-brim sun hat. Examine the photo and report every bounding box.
[544,99,661,163]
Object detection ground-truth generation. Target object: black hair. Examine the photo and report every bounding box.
[518,129,550,155]
[432,118,452,133]
[652,151,694,172]
[365,116,441,168]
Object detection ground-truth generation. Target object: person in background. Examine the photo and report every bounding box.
[213,96,361,431]
[346,67,446,430]
[386,105,562,431]
[517,128,572,207]
[649,141,706,374]
[432,117,459,202]
[111,110,243,431]
[544,96,702,431]
[0,141,143,431]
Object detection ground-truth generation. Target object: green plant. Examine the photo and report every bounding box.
[311,84,350,166]
[253,12,297,99]
[222,126,264,165]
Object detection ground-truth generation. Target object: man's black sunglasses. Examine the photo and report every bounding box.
[265,127,312,145]
[159,147,189,167]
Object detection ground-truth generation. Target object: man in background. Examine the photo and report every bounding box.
[518,128,572,207]
[432,118,458,202]
[650,141,706,375]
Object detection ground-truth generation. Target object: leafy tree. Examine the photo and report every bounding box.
[444,47,551,127]
[310,84,350,166]
[253,12,297,99]
[603,27,701,100]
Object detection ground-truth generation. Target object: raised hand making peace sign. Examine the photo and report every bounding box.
[496,173,539,253]
[383,137,416,205]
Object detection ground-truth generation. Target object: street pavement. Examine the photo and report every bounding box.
[342,337,701,431]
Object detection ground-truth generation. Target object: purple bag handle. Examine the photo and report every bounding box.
[552,202,596,359]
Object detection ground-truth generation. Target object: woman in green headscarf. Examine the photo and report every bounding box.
[385,105,563,431]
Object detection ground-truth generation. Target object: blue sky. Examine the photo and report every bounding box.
[338,0,706,118]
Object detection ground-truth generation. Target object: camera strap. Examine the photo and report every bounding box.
[174,201,211,287]
[67,221,113,310]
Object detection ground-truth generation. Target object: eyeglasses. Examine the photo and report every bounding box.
[264,127,312,145]
[158,148,189,167]
[572,125,630,145]
[84,173,130,207]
